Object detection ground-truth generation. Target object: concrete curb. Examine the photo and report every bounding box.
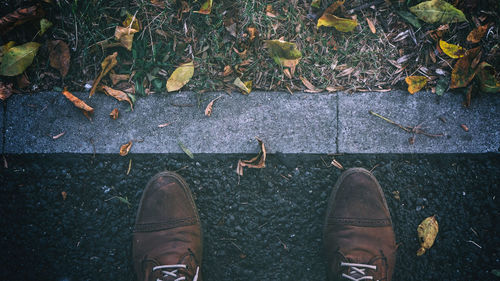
[3,90,499,154]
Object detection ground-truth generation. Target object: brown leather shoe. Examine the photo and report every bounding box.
[133,171,202,281]
[323,168,396,281]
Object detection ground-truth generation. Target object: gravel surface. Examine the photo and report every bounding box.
[0,154,499,280]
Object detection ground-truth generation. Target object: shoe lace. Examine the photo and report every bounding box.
[152,264,199,281]
[340,262,378,281]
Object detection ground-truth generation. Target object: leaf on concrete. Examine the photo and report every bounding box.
[395,10,422,28]
[39,18,52,35]
[90,52,118,97]
[439,39,466,59]
[48,40,70,78]
[236,137,266,176]
[166,61,194,92]
[264,40,302,76]
[178,141,194,159]
[110,108,119,120]
[405,76,428,94]
[234,77,252,94]
[101,85,134,110]
[409,0,467,24]
[417,215,439,256]
[450,47,480,89]
[194,0,213,14]
[61,88,94,118]
[205,95,222,117]
[318,14,358,32]
[0,81,13,100]
[120,141,133,156]
[0,42,40,76]
[466,24,488,43]
[435,77,448,96]
[476,62,500,93]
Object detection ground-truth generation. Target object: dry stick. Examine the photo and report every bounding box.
[369,111,444,138]
[369,110,411,132]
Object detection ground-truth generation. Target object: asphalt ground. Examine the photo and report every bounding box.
[0,153,499,280]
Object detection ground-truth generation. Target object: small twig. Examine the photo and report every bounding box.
[174,165,189,173]
[126,159,132,175]
[369,110,411,132]
[230,241,244,252]
[466,240,482,249]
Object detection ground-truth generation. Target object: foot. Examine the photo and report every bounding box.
[133,171,202,281]
[323,168,396,281]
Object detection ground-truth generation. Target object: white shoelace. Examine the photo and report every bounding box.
[341,262,377,281]
[152,264,199,281]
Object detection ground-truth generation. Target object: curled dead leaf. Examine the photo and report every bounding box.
[101,85,133,110]
[247,27,258,41]
[109,73,130,85]
[61,88,94,118]
[0,5,45,35]
[205,95,222,117]
[52,132,65,139]
[405,76,428,94]
[114,26,139,51]
[90,52,118,97]
[110,108,119,120]
[234,77,252,94]
[417,215,439,256]
[299,76,321,93]
[48,40,70,78]
[223,65,233,77]
[236,137,266,176]
[120,141,133,156]
[467,24,488,43]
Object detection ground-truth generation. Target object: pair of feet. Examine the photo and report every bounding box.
[132,168,397,281]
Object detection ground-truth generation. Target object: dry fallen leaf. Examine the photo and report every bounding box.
[48,40,70,78]
[90,52,118,97]
[366,17,376,34]
[450,47,480,89]
[205,95,222,117]
[120,141,133,156]
[265,40,302,76]
[466,24,488,43]
[114,26,139,51]
[109,73,130,85]
[61,191,67,200]
[0,5,45,35]
[247,27,258,41]
[439,39,466,59]
[223,65,233,77]
[101,85,133,110]
[317,1,358,32]
[62,88,94,118]
[236,137,266,176]
[234,77,252,94]
[405,76,428,94]
[266,5,278,18]
[167,61,194,92]
[417,215,439,256]
[299,76,321,93]
[194,0,213,14]
[0,81,13,100]
[110,108,119,120]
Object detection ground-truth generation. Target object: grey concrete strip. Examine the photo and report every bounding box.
[5,91,337,154]
[338,90,500,153]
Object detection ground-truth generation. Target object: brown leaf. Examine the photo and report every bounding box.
[109,73,130,85]
[299,76,321,93]
[0,82,13,100]
[236,137,266,176]
[461,124,469,132]
[466,24,488,43]
[114,26,139,51]
[110,108,119,120]
[205,95,222,117]
[223,65,233,77]
[150,0,166,8]
[90,52,118,97]
[61,88,94,117]
[0,5,45,35]
[366,17,376,34]
[266,5,278,18]
[61,191,67,200]
[120,141,133,156]
[247,27,258,41]
[48,40,70,78]
[101,85,133,110]
[450,47,480,89]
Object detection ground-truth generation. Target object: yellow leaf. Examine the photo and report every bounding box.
[114,26,139,51]
[0,41,16,64]
[194,0,213,14]
[90,52,118,97]
[101,85,134,110]
[417,215,438,256]
[317,14,358,32]
[439,39,466,59]
[264,40,302,76]
[234,77,252,94]
[122,13,141,31]
[405,76,428,94]
[166,61,194,92]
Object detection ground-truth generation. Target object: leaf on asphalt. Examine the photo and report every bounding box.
[101,85,134,110]
[0,41,16,63]
[110,108,119,120]
[439,39,466,59]
[120,141,133,156]
[318,14,358,32]
[167,61,194,92]
[48,40,70,78]
[90,52,118,97]
[466,24,488,43]
[405,76,428,94]
[205,95,222,117]
[0,82,13,100]
[395,10,422,28]
[366,18,376,34]
[114,26,139,51]
[236,137,266,176]
[264,40,302,76]
[39,18,52,35]
[265,5,278,18]
[110,73,130,85]
[311,0,321,8]
[417,215,439,256]
[234,77,252,94]
[0,5,45,35]
[62,88,94,118]
[0,42,40,77]
[476,62,500,93]
[178,141,194,159]
[450,47,480,89]
[194,0,213,14]
[300,76,321,93]
[409,0,467,24]
[435,77,448,96]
